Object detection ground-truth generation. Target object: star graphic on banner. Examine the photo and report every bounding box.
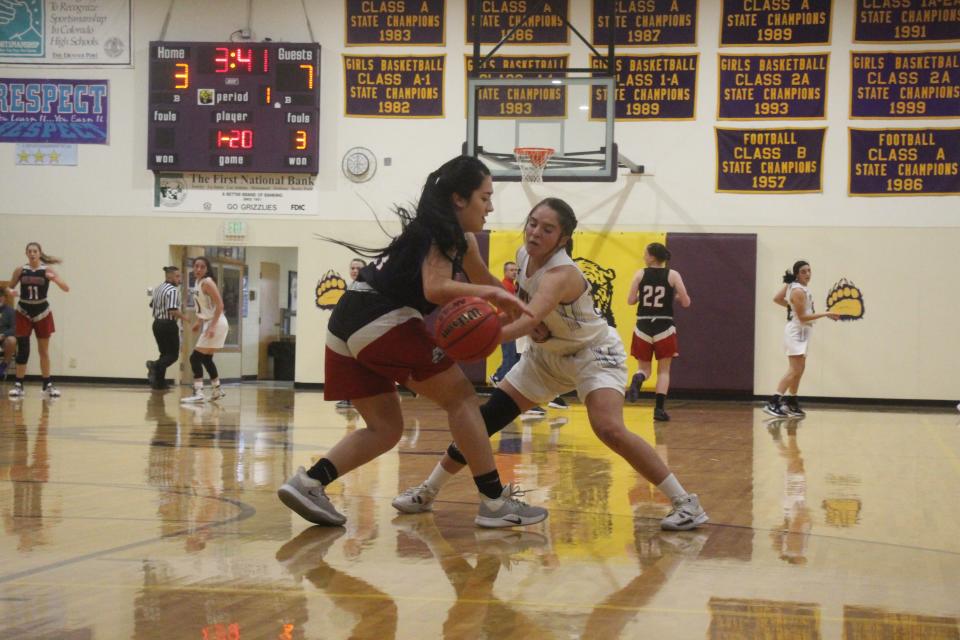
[17,151,29,163]
[33,151,45,163]
[49,151,60,163]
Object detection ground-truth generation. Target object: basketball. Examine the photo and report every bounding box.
[435,296,502,362]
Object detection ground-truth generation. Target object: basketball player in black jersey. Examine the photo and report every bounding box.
[8,242,70,398]
[626,243,690,421]
[277,155,547,529]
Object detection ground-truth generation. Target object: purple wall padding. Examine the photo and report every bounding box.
[665,233,757,394]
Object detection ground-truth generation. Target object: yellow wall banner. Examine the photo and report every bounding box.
[487,229,666,388]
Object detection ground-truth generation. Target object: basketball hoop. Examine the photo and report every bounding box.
[514,147,554,183]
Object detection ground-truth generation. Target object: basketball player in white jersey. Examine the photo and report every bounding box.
[763,260,838,418]
[394,198,708,531]
[181,256,229,403]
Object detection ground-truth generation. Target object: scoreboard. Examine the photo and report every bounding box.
[147,41,320,174]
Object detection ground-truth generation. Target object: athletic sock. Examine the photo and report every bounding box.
[15,377,24,386]
[425,463,455,491]
[657,473,686,501]
[655,393,666,410]
[473,469,504,501]
[306,458,339,486]
[42,377,51,390]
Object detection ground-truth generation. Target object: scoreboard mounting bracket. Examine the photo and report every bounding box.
[147,41,321,174]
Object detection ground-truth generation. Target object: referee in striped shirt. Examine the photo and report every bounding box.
[146,266,184,390]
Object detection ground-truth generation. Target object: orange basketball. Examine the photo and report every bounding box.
[435,296,502,362]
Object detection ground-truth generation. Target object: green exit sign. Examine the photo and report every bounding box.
[223,220,247,239]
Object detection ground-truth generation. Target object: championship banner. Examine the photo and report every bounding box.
[0,0,130,64]
[853,0,960,43]
[589,54,697,120]
[849,128,960,196]
[716,128,825,193]
[718,53,828,120]
[466,0,568,44]
[591,0,697,46]
[486,229,666,385]
[153,172,317,214]
[465,54,568,118]
[0,78,108,143]
[720,0,832,46]
[343,54,444,118]
[345,0,445,46]
[850,51,960,119]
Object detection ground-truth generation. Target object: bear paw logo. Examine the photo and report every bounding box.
[316,270,347,309]
[574,257,617,328]
[825,278,865,321]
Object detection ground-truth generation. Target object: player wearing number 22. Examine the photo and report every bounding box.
[278,155,548,529]
[626,243,690,422]
[394,200,708,531]
[8,242,70,399]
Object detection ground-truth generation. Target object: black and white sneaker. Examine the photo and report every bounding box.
[782,402,805,418]
[763,401,787,417]
[548,396,568,409]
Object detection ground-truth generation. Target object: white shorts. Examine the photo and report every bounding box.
[503,326,627,405]
[783,323,811,356]
[196,316,229,350]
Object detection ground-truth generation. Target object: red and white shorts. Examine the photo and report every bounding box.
[16,309,56,339]
[630,320,678,362]
[324,300,454,401]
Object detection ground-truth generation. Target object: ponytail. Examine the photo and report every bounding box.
[646,242,671,263]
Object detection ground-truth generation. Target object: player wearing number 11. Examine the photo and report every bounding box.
[626,243,690,422]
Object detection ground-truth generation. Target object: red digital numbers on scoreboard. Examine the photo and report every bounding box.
[147,41,320,173]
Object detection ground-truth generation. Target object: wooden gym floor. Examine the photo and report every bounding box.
[1,383,958,639]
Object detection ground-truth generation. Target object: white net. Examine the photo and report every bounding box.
[514,147,554,183]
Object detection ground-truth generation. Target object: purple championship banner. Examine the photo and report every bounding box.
[849,128,960,196]
[345,0,445,46]
[466,0,568,44]
[718,53,828,120]
[716,128,825,193]
[590,54,697,120]
[851,51,960,119]
[465,55,568,118]
[720,0,832,46]
[853,0,960,43]
[0,78,108,144]
[343,54,444,117]
[591,0,698,46]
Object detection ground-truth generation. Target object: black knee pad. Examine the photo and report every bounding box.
[446,389,522,465]
[189,350,204,378]
[15,337,29,364]
[201,353,219,380]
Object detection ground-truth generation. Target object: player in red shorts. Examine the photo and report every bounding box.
[626,242,690,422]
[8,242,70,399]
[276,155,547,529]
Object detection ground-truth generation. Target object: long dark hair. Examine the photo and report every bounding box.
[782,260,809,283]
[193,256,212,278]
[646,242,671,263]
[319,155,491,268]
[528,197,577,256]
[26,242,62,265]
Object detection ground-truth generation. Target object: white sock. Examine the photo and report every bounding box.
[424,463,455,492]
[193,383,203,393]
[657,473,686,501]
[212,379,221,388]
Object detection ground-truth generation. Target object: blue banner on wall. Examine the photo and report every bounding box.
[590,54,697,120]
[720,0,832,46]
[716,128,825,193]
[0,78,108,143]
[853,0,960,43]
[849,128,960,196]
[719,53,828,119]
[346,0,445,46]
[591,0,697,46]
[851,51,960,118]
[343,55,444,118]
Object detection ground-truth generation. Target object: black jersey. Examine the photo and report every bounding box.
[357,223,462,316]
[635,267,675,320]
[17,264,51,317]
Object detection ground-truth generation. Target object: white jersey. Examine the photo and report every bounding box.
[193,276,219,320]
[515,246,609,356]
[786,283,814,327]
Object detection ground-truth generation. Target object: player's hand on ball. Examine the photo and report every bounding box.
[488,288,532,320]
